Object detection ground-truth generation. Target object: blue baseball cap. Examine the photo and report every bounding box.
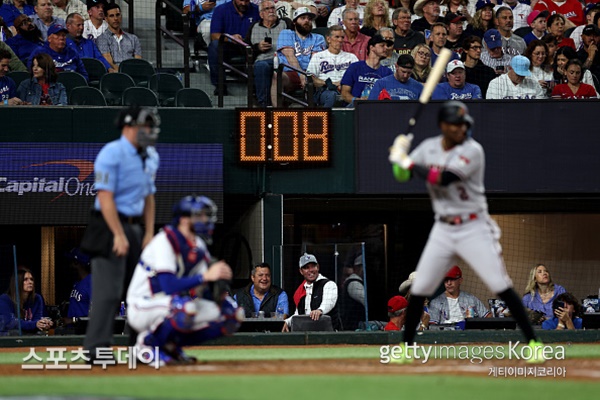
[511,55,531,77]
[47,24,68,37]
[476,0,495,10]
[65,247,91,266]
[483,29,502,49]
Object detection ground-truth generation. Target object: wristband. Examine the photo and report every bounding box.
[427,166,441,185]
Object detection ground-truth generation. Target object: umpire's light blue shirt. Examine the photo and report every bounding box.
[93,135,159,216]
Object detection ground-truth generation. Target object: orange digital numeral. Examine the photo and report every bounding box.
[272,111,299,162]
[303,111,328,162]
[239,111,267,162]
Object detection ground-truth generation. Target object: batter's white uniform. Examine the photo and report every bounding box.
[408,135,514,297]
[126,231,221,335]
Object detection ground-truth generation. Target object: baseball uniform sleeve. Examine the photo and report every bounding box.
[474,297,490,317]
[444,141,483,181]
[306,52,320,77]
[428,296,444,324]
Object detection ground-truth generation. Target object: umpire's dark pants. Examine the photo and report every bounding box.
[83,222,142,356]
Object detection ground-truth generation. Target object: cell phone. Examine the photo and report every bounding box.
[556,301,565,309]
[495,65,505,73]
[264,36,272,44]
[424,30,431,40]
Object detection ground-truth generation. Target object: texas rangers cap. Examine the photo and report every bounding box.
[511,55,531,77]
[475,0,494,10]
[293,7,316,22]
[526,10,549,26]
[299,253,318,268]
[444,12,466,25]
[399,271,416,295]
[65,247,91,266]
[582,24,600,36]
[47,24,68,36]
[445,265,462,279]
[388,295,408,313]
[483,29,502,50]
[446,59,465,73]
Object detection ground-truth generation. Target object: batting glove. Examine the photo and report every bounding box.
[390,134,413,155]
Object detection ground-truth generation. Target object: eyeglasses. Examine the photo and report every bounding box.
[416,51,431,58]
[469,45,482,50]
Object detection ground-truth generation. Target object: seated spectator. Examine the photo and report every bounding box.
[96,3,142,71]
[0,41,28,72]
[391,7,425,56]
[487,54,546,98]
[0,0,35,35]
[184,0,228,51]
[314,0,334,28]
[542,293,582,330]
[360,0,391,37]
[444,0,471,21]
[461,35,495,97]
[66,13,113,72]
[271,7,326,105]
[543,33,559,62]
[524,39,554,95]
[306,25,358,107]
[430,23,460,66]
[245,0,291,107]
[64,247,92,322]
[554,46,597,89]
[18,52,67,104]
[83,0,108,40]
[272,0,317,27]
[533,0,585,28]
[5,15,44,63]
[28,24,88,79]
[523,10,548,46]
[342,8,370,60]
[0,48,26,105]
[432,59,482,99]
[340,255,366,331]
[283,253,341,332]
[368,54,423,99]
[385,295,408,331]
[428,266,490,325]
[328,0,364,28]
[551,59,597,98]
[444,12,467,51]
[52,0,88,22]
[234,262,289,319]
[495,6,526,58]
[571,4,600,52]
[32,0,65,41]
[499,0,531,32]
[464,0,495,39]
[577,24,600,85]
[546,13,576,51]
[340,34,393,105]
[480,28,512,72]
[411,0,442,35]
[378,26,398,72]
[410,43,431,82]
[0,267,52,334]
[522,263,566,319]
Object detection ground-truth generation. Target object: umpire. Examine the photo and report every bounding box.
[82,106,160,361]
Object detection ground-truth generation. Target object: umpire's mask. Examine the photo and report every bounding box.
[133,108,161,150]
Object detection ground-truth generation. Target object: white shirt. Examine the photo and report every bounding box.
[306,49,358,82]
[285,274,338,326]
[83,20,108,41]
[486,72,546,99]
[445,297,464,323]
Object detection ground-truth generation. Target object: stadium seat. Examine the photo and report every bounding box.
[122,86,160,106]
[69,86,107,106]
[149,73,183,106]
[175,88,212,107]
[100,72,135,106]
[7,71,30,88]
[119,58,156,87]
[81,57,107,89]
[57,71,88,103]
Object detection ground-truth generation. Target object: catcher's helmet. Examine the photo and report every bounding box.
[438,101,474,127]
[173,195,217,240]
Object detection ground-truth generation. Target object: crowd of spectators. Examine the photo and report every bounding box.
[2,0,600,106]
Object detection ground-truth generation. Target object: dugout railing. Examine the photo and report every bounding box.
[216,34,254,108]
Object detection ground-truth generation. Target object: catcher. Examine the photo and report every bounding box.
[126,195,243,366]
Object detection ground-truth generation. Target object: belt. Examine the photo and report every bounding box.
[438,213,478,225]
[118,213,143,225]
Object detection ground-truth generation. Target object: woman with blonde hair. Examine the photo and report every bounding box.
[360,0,392,37]
[410,43,432,82]
[0,267,52,333]
[522,264,566,319]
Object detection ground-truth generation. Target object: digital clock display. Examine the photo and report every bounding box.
[237,109,331,165]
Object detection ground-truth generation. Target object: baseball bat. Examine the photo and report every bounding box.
[405,48,453,133]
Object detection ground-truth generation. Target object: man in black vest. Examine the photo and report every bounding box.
[340,254,366,331]
[284,253,341,331]
[234,262,289,318]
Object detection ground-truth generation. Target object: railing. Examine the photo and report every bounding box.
[154,0,191,87]
[275,63,315,107]
[216,34,254,108]
[120,0,134,34]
